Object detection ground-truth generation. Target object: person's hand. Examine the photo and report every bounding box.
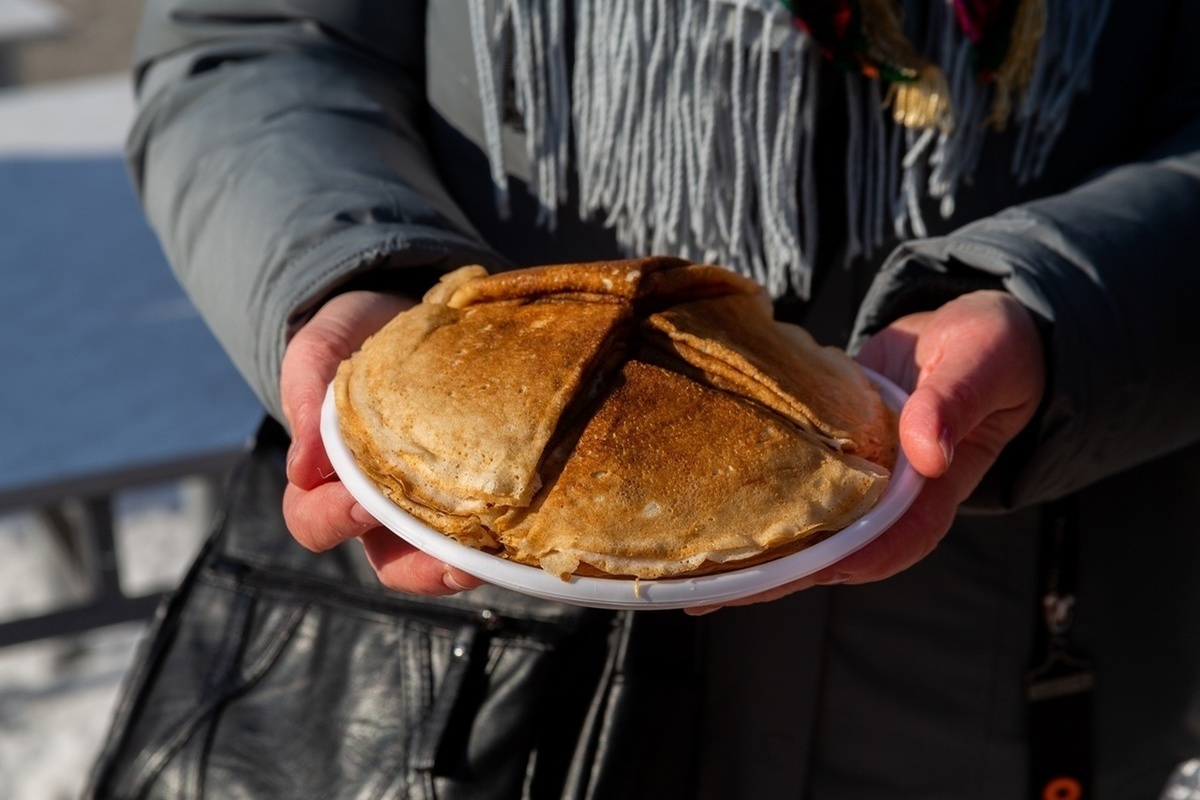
[280,290,484,595]
[686,289,1046,613]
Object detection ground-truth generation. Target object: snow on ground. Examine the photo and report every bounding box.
[0,480,210,799]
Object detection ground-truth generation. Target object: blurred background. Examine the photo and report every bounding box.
[5,0,141,83]
[1,1,263,797]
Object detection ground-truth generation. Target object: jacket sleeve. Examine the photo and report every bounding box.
[126,0,508,421]
[850,7,1200,509]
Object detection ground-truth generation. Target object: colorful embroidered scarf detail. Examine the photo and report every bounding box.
[959,0,1046,127]
[780,0,1044,130]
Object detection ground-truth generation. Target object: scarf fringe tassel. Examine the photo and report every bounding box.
[467,0,1111,300]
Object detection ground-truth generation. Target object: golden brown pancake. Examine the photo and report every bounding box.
[333,258,897,580]
[444,257,681,307]
[641,293,894,467]
[336,280,631,515]
[497,360,888,580]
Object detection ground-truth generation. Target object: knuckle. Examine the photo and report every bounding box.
[282,485,348,553]
[939,377,984,422]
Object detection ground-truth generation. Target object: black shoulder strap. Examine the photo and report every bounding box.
[1026,495,1095,800]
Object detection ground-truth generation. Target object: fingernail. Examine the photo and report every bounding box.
[938,426,955,470]
[443,571,471,592]
[285,442,299,481]
[813,572,851,586]
[350,503,375,527]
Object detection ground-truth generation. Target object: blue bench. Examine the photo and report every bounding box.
[0,154,264,647]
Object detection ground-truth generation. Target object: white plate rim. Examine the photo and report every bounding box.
[320,367,922,610]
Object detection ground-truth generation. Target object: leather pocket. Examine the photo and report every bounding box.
[86,421,616,800]
[96,557,597,800]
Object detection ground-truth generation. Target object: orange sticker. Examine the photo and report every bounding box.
[1043,776,1083,800]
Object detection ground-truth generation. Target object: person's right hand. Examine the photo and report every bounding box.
[279,290,484,596]
[685,289,1046,613]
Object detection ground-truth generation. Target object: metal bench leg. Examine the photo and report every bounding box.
[0,496,163,648]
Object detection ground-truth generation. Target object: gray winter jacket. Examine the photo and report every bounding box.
[126,1,1200,797]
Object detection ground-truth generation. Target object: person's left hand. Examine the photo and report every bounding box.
[280,290,485,596]
[686,289,1046,613]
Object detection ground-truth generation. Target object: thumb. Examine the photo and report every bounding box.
[280,291,413,489]
[899,291,1045,480]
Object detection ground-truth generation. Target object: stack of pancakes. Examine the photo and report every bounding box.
[334,257,896,581]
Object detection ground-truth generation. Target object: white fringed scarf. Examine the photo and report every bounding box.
[467,0,1112,299]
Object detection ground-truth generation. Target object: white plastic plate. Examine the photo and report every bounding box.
[321,368,922,610]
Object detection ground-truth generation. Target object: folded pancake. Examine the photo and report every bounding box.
[642,293,893,467]
[444,257,684,308]
[335,277,631,520]
[335,259,898,581]
[635,262,768,307]
[443,256,767,311]
[498,360,890,580]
